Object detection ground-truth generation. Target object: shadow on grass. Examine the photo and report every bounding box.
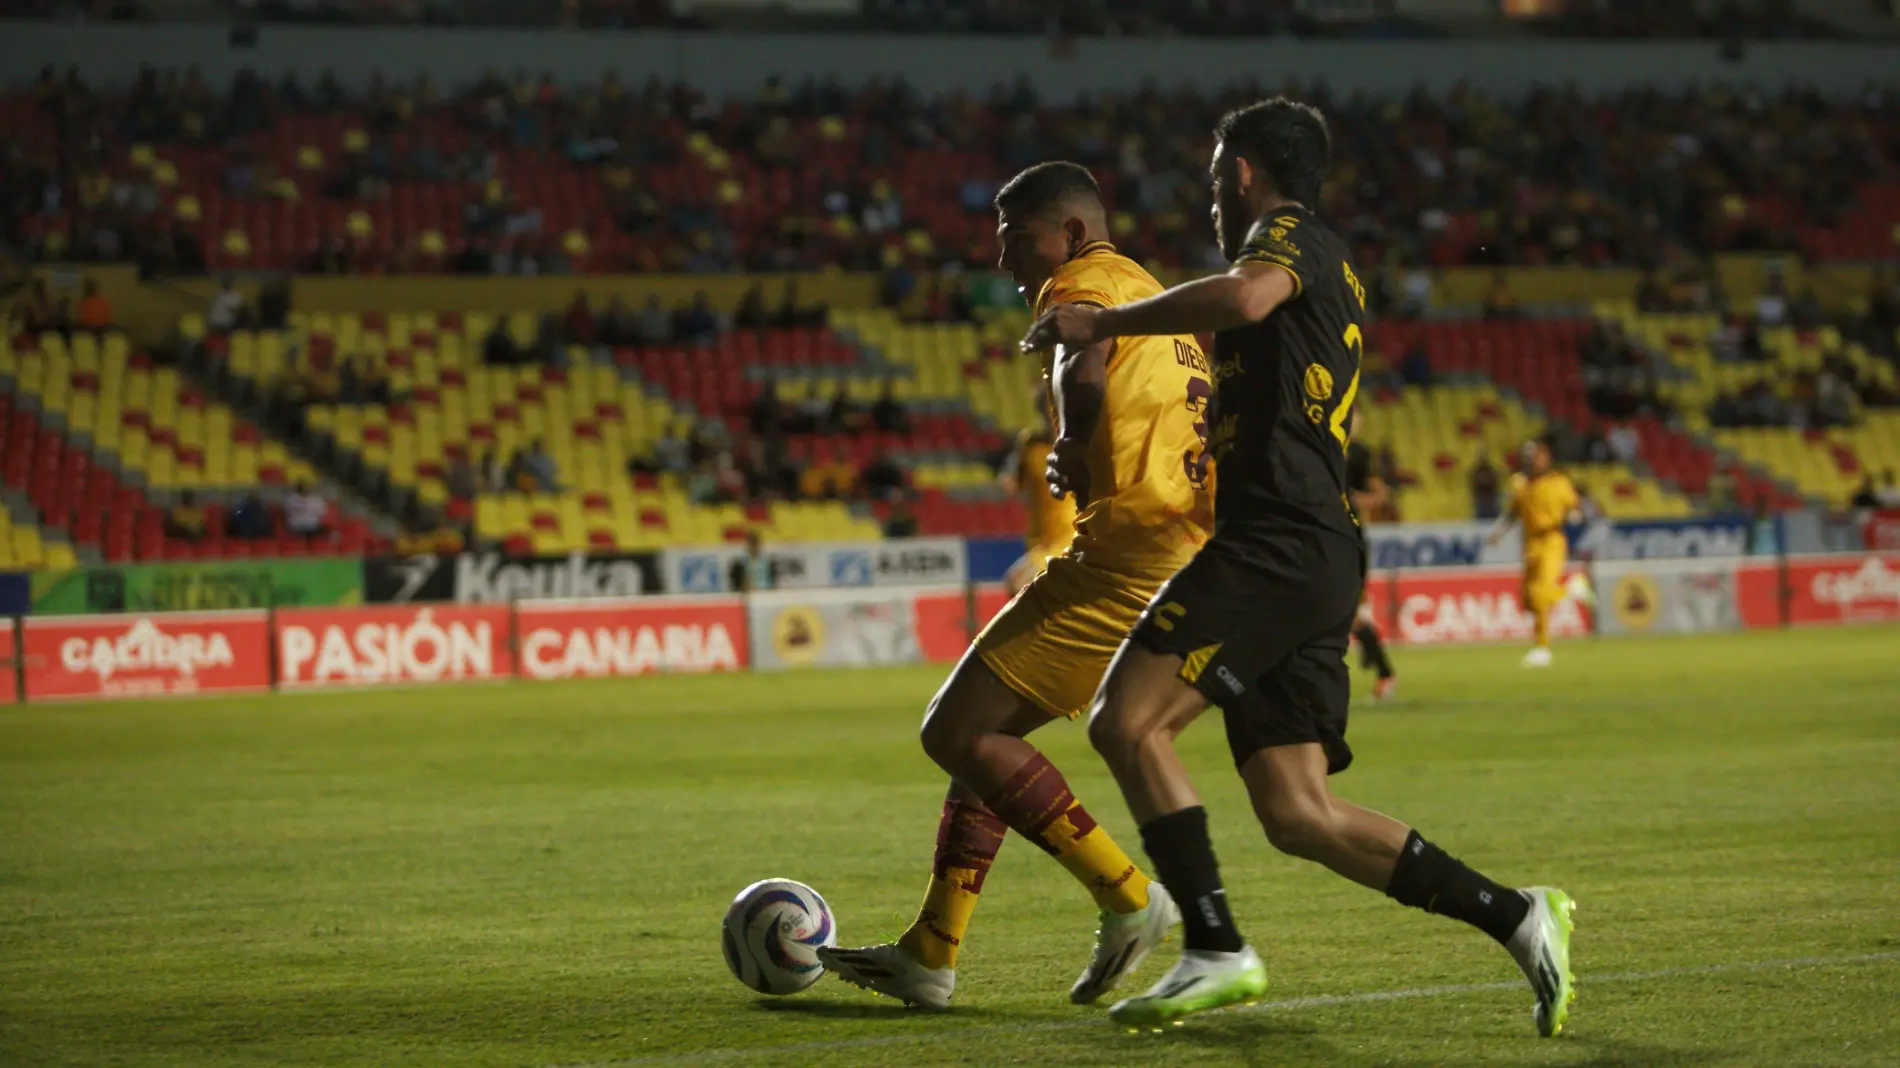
[752,997,1001,1022]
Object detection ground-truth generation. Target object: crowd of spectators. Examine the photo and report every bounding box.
[7,65,1895,285]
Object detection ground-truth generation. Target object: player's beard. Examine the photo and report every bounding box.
[1215,186,1251,261]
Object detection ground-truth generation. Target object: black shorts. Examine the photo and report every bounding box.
[1130,520,1365,774]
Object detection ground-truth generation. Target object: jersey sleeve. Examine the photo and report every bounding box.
[1034,260,1117,316]
[1235,213,1321,298]
[1506,473,1529,517]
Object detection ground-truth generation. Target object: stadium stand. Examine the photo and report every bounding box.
[3,64,1897,571]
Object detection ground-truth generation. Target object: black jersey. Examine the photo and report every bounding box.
[1345,441,1375,496]
[1206,204,1366,537]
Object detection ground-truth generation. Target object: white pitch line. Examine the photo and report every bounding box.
[551,950,1900,1068]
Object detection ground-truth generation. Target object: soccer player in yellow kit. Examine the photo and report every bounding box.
[820,162,1215,1009]
[1489,439,1596,667]
[999,397,1078,595]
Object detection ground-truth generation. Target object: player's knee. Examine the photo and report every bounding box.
[1256,793,1339,860]
[918,693,970,771]
[1085,695,1142,768]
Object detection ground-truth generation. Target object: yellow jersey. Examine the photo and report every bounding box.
[1031,241,1215,579]
[1509,471,1579,545]
[1016,429,1078,552]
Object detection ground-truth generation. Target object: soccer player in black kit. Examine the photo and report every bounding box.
[1345,409,1398,699]
[1022,98,1576,1034]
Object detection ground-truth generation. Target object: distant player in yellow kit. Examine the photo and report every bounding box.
[999,393,1077,594]
[821,162,1216,1009]
[1489,439,1596,667]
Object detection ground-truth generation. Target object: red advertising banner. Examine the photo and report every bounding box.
[516,597,747,680]
[1388,566,1593,645]
[20,611,271,700]
[1861,509,1900,551]
[1783,553,1900,625]
[275,604,512,688]
[973,584,1013,629]
[912,589,974,664]
[1734,559,1782,628]
[0,619,16,704]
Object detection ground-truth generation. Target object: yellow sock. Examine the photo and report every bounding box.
[989,753,1151,915]
[1533,607,1551,646]
[898,869,982,970]
[897,797,1007,971]
[1042,809,1152,914]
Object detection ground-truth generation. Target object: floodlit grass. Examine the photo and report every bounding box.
[3,627,1897,1067]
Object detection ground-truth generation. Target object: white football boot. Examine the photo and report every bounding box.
[1107,945,1269,1028]
[1566,573,1598,608]
[1506,887,1578,1037]
[1522,645,1554,668]
[816,942,955,1010]
[1070,882,1181,1004]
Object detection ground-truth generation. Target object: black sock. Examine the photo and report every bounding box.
[1139,806,1243,953]
[1385,830,1529,945]
[1354,623,1395,680]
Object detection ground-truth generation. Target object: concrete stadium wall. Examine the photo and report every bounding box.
[3,23,1897,99]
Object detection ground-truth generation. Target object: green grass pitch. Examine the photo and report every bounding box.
[3,626,1897,1068]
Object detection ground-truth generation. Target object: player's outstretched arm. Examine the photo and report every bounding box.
[1045,339,1112,506]
[1020,262,1294,351]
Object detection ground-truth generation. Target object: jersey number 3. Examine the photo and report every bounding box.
[1330,324,1364,452]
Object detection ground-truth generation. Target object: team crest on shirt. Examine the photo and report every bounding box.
[1303,363,1334,401]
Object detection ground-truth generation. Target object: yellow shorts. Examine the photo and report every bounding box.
[1521,544,1568,613]
[975,553,1158,720]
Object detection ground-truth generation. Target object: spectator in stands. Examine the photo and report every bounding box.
[1470,455,1502,520]
[727,531,776,592]
[824,382,867,434]
[734,282,770,329]
[1400,343,1433,388]
[76,280,112,333]
[206,277,248,335]
[512,439,561,493]
[750,380,786,438]
[801,452,857,500]
[861,449,907,497]
[483,321,521,366]
[1481,271,1519,319]
[562,291,596,345]
[305,235,349,275]
[285,482,330,540]
[872,379,910,435]
[634,295,671,346]
[1755,268,1790,327]
[165,491,208,543]
[1789,287,1827,331]
[1574,484,1605,524]
[256,277,290,330]
[447,454,478,500]
[1750,499,1781,557]
[1707,469,1739,513]
[226,493,274,540]
[478,448,506,492]
[882,490,920,539]
[1851,476,1881,511]
[776,282,825,328]
[675,292,719,346]
[1879,470,1900,508]
[1607,423,1640,465]
[596,295,632,346]
[18,280,56,335]
[451,238,492,275]
[1636,270,1671,314]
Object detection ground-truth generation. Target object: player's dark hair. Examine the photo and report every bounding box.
[993,161,1103,217]
[1214,97,1330,208]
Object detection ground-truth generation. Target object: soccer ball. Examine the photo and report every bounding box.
[721,878,836,995]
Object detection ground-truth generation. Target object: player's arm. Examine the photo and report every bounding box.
[1486,491,1521,547]
[997,434,1025,495]
[1352,474,1389,519]
[1021,262,1295,349]
[1041,340,1109,505]
[1044,339,1112,507]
